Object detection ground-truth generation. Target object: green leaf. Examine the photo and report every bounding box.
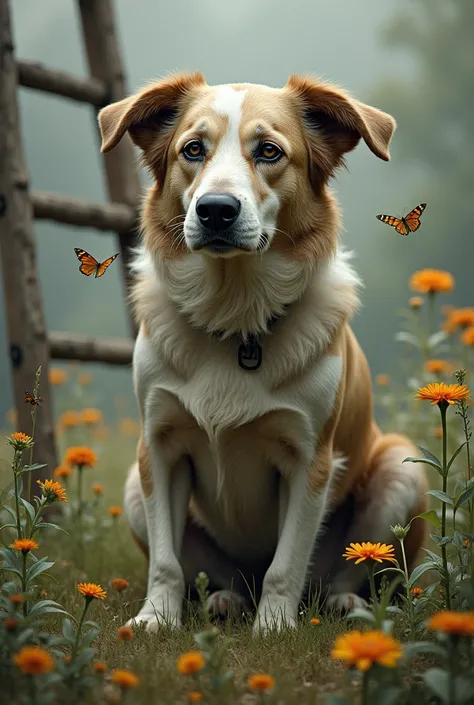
[22,463,47,473]
[415,510,441,529]
[0,523,19,532]
[345,607,375,622]
[447,442,468,472]
[81,628,100,647]
[324,697,349,705]
[62,618,75,641]
[422,547,442,563]
[408,561,439,588]
[395,331,421,348]
[404,642,446,661]
[428,330,447,348]
[419,446,442,467]
[368,685,401,705]
[423,668,449,703]
[403,457,443,473]
[19,497,35,523]
[426,489,454,506]
[454,480,474,510]
[26,557,54,581]
[0,547,23,575]
[35,522,69,535]
[430,534,452,546]
[28,600,69,618]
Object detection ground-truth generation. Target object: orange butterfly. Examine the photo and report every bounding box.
[74,248,120,278]
[25,390,43,406]
[376,203,427,235]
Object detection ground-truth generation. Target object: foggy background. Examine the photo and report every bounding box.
[1,0,472,422]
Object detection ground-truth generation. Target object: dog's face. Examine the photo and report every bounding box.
[99,74,395,261]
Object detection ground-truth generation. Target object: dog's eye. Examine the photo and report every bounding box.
[182,140,205,161]
[256,142,283,163]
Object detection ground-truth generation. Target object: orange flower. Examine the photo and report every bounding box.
[188,693,203,703]
[59,411,81,428]
[429,610,474,636]
[92,483,104,495]
[78,371,92,386]
[248,673,275,691]
[444,308,474,333]
[94,661,107,673]
[7,432,33,450]
[77,582,106,600]
[463,538,471,548]
[108,506,123,518]
[409,296,424,310]
[309,617,321,625]
[410,269,454,294]
[375,374,390,387]
[331,630,402,671]
[80,408,103,426]
[434,427,443,439]
[117,626,134,641]
[11,538,38,553]
[37,479,67,504]
[4,617,18,631]
[111,578,129,592]
[64,446,97,468]
[424,359,452,376]
[10,594,24,605]
[111,669,140,689]
[49,367,68,385]
[13,646,54,675]
[461,326,474,347]
[54,465,72,479]
[177,651,206,674]
[410,587,423,596]
[416,382,471,406]
[343,542,397,565]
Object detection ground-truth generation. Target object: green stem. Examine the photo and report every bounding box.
[367,563,380,627]
[13,452,23,539]
[28,499,46,540]
[72,599,90,661]
[440,404,451,610]
[448,637,457,705]
[400,537,416,638]
[361,670,370,705]
[21,552,28,618]
[77,466,84,566]
[26,409,37,502]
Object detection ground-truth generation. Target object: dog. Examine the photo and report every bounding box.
[98,72,427,633]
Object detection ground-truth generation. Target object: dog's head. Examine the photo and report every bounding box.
[99,73,395,263]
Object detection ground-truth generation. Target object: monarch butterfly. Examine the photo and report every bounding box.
[74,248,120,278]
[25,390,43,406]
[376,203,427,236]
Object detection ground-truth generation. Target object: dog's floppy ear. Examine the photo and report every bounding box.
[286,74,396,185]
[98,72,206,179]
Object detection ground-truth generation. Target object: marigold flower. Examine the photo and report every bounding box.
[65,446,97,468]
[177,651,206,674]
[424,359,452,376]
[111,578,129,592]
[79,371,92,386]
[410,587,423,596]
[444,308,474,333]
[375,374,390,387]
[4,617,18,631]
[77,582,107,601]
[463,538,471,548]
[59,411,81,428]
[117,626,134,641]
[37,479,67,504]
[11,538,38,553]
[409,296,424,310]
[331,630,403,671]
[343,542,397,565]
[416,382,471,406]
[461,326,474,347]
[428,610,474,636]
[111,669,140,689]
[95,661,107,673]
[248,673,275,691]
[80,408,103,426]
[7,432,33,450]
[49,367,68,385]
[108,506,123,518]
[410,269,454,294]
[13,646,54,675]
[92,483,104,495]
[54,465,72,479]
[10,594,24,605]
[309,617,321,625]
[188,693,203,703]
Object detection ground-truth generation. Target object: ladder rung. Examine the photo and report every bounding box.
[32,191,136,232]
[17,60,108,106]
[49,332,134,365]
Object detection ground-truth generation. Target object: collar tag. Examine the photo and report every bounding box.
[238,335,262,371]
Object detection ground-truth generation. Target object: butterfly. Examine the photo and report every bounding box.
[376,203,427,235]
[25,390,43,406]
[74,248,120,278]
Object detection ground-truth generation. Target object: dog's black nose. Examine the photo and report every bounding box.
[196,193,241,231]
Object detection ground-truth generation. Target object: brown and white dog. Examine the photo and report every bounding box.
[98,72,427,633]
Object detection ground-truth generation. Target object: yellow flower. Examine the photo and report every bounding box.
[461,326,474,347]
[37,479,67,504]
[309,617,321,625]
[375,374,390,387]
[92,483,104,495]
[343,542,397,565]
[11,538,38,553]
[416,382,471,406]
[331,630,403,671]
[410,587,423,596]
[188,693,203,703]
[111,578,129,592]
[94,661,107,673]
[78,371,93,386]
[410,269,454,294]
[7,432,33,450]
[444,308,474,333]
[49,367,68,385]
[54,465,72,479]
[177,651,206,674]
[59,411,81,428]
[80,408,104,426]
[13,646,54,675]
[117,626,134,641]
[248,673,275,691]
[424,359,452,376]
[429,610,474,636]
[65,447,97,468]
[108,506,123,518]
[408,296,424,310]
[77,582,106,600]
[111,669,140,689]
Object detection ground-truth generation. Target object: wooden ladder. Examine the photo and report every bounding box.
[0,0,139,480]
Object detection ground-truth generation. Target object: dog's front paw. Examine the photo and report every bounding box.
[325,592,368,614]
[206,590,247,618]
[126,594,182,631]
[253,595,297,635]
